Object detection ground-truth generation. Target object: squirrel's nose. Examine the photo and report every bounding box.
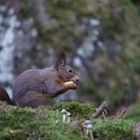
[75,77,79,82]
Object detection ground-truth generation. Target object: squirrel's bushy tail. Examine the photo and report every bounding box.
[0,86,15,105]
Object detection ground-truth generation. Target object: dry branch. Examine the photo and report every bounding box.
[90,101,109,120]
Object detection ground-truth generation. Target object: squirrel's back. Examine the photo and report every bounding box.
[12,66,57,102]
[13,68,42,100]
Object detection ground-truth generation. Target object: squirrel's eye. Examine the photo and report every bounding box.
[68,68,73,73]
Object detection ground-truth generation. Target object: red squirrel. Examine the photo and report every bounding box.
[0,52,79,108]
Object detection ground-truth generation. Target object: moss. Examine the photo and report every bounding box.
[0,102,88,140]
[24,118,88,140]
[93,119,135,140]
[125,103,140,122]
[53,101,96,119]
[0,101,137,140]
[0,102,35,139]
[22,107,88,140]
[0,109,34,129]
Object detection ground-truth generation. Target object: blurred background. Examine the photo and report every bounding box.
[0,0,140,113]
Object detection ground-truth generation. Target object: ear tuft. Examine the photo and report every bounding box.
[55,51,66,70]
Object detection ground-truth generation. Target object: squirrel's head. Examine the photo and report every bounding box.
[54,51,79,85]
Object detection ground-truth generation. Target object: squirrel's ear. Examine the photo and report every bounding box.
[55,51,66,70]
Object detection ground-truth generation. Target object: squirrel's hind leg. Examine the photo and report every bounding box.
[17,90,46,108]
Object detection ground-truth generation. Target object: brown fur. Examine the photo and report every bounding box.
[0,52,79,108]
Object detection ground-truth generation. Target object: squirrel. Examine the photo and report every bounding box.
[0,52,79,108]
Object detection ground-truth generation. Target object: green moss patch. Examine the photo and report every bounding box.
[0,101,137,140]
[0,102,88,140]
[125,103,140,122]
[93,119,135,140]
[53,101,96,118]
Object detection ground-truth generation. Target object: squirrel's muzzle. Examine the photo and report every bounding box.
[75,76,79,82]
[70,75,79,83]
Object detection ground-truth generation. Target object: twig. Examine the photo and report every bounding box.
[90,101,109,120]
[110,107,127,119]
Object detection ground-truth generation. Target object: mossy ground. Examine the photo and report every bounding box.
[0,101,137,140]
[0,101,88,140]
[53,101,96,119]
[93,119,135,140]
[125,103,140,122]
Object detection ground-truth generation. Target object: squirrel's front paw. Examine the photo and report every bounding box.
[64,81,77,89]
